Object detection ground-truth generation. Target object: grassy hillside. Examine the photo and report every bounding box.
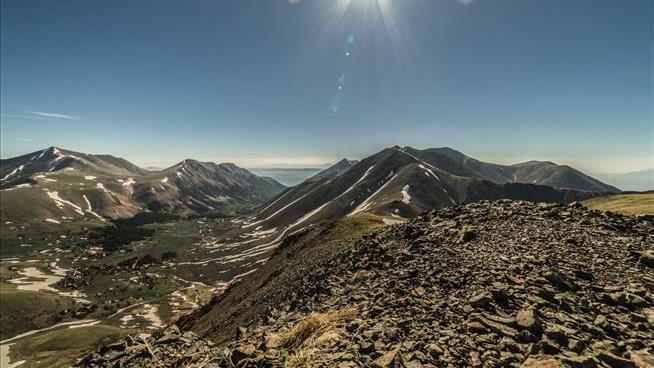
[583,192,654,215]
[0,286,76,340]
[10,325,129,368]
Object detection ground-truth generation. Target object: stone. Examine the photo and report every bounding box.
[476,316,518,338]
[469,292,492,308]
[544,270,580,291]
[371,349,402,368]
[520,355,561,368]
[516,308,541,335]
[596,352,636,368]
[636,250,654,268]
[457,228,477,244]
[560,355,597,368]
[231,344,257,365]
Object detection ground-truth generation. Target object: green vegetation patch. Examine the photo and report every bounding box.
[11,325,130,368]
[0,287,76,340]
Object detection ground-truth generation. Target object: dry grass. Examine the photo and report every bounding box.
[269,308,357,367]
[583,193,654,215]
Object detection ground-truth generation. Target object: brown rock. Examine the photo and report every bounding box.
[231,344,257,365]
[596,352,636,368]
[457,228,477,244]
[637,250,654,268]
[371,348,402,368]
[521,355,561,368]
[469,292,492,308]
[516,308,542,335]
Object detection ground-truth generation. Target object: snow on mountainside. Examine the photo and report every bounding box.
[240,146,617,237]
[0,148,286,222]
[0,147,149,188]
[132,159,286,214]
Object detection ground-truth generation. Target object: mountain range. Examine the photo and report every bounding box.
[1,146,619,226]
[0,147,286,221]
[0,145,645,368]
[238,146,619,239]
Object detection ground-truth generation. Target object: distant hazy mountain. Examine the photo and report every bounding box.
[249,167,323,186]
[0,148,285,221]
[593,169,654,192]
[240,146,617,235]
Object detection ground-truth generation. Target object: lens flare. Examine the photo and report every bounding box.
[313,0,410,65]
[313,0,411,117]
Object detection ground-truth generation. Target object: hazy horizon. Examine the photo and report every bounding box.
[1,144,652,178]
[1,0,652,173]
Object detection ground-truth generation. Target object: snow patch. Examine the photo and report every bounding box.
[401,185,411,204]
[292,165,376,227]
[348,170,398,217]
[82,194,104,220]
[1,165,23,181]
[242,189,314,229]
[45,189,84,215]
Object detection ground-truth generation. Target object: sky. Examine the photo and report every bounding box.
[1,0,652,173]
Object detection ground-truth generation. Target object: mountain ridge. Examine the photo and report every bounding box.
[0,147,286,221]
[238,146,617,238]
[80,200,654,367]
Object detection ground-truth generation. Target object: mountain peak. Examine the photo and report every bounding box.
[306,158,358,182]
[335,158,356,166]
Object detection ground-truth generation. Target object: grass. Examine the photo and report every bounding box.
[0,286,76,340]
[583,192,654,215]
[323,212,388,242]
[272,308,356,367]
[10,325,130,368]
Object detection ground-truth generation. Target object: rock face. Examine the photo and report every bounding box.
[79,200,654,367]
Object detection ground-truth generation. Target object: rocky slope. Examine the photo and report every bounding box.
[79,200,654,367]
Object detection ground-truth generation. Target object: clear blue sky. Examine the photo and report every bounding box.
[1,0,652,172]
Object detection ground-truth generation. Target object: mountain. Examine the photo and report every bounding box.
[132,159,286,213]
[238,146,616,237]
[86,201,654,367]
[0,147,149,188]
[306,158,358,182]
[0,148,285,222]
[414,147,619,192]
[593,168,654,192]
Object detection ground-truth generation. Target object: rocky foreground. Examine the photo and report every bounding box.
[78,200,654,367]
